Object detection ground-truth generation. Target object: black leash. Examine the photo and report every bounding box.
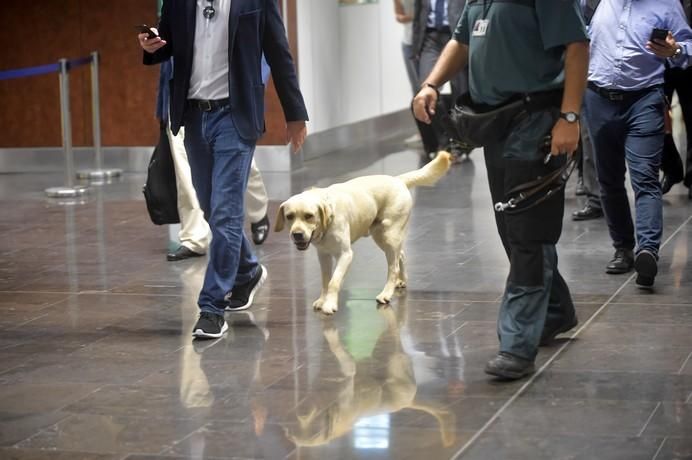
[494,137,580,214]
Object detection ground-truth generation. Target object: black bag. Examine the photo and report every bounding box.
[143,125,180,225]
[444,90,562,147]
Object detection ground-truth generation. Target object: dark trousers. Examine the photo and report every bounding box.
[663,66,692,187]
[484,109,574,361]
[414,29,468,154]
[584,86,665,255]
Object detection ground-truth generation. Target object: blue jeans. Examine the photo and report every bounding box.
[183,104,260,315]
[584,86,664,255]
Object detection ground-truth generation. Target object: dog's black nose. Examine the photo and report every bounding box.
[291,232,306,242]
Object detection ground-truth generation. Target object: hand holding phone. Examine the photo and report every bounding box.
[135,24,158,39]
[650,28,669,42]
[136,25,166,54]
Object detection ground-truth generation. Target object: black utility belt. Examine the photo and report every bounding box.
[425,26,451,34]
[443,89,562,147]
[187,98,230,112]
[587,82,661,102]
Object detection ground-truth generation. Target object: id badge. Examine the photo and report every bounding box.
[472,19,489,37]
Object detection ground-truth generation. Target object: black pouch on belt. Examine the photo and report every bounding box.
[443,90,563,146]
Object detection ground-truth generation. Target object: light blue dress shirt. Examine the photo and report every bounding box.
[427,0,449,28]
[588,0,692,90]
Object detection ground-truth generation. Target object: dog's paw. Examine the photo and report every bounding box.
[395,279,407,289]
[312,297,325,310]
[320,302,338,315]
[376,292,392,304]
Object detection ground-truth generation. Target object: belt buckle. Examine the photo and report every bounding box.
[199,100,212,111]
[609,93,624,102]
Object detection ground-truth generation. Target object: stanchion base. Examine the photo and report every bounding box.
[76,169,123,181]
[45,185,90,198]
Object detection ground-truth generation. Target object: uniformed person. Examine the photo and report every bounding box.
[413,0,589,379]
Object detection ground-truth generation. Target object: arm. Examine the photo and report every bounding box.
[550,41,589,156]
[262,0,309,152]
[412,39,469,124]
[140,2,172,65]
[394,0,413,23]
[646,6,692,69]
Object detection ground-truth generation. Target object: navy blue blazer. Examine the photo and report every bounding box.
[144,0,309,141]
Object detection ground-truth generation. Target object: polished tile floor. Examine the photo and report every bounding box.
[1,136,691,460]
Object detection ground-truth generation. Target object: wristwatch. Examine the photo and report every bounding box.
[560,111,580,123]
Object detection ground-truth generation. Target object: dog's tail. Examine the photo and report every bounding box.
[397,151,452,189]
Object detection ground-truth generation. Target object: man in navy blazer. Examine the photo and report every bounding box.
[139,0,308,339]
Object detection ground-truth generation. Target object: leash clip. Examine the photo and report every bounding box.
[494,197,518,212]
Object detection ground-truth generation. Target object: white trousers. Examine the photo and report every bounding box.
[246,158,269,224]
[167,126,268,254]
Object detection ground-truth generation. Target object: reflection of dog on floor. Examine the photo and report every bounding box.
[284,307,456,447]
[274,152,452,314]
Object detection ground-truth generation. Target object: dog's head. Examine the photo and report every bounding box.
[274,191,334,251]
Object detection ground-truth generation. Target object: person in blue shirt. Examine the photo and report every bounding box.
[585,0,692,289]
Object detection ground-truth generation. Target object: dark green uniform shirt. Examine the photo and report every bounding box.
[453,0,588,106]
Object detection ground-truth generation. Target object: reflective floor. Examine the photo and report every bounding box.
[1,136,692,460]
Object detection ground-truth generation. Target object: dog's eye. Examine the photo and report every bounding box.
[304,213,314,221]
[285,213,295,221]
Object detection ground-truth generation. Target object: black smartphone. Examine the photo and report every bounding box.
[135,24,158,39]
[650,28,669,42]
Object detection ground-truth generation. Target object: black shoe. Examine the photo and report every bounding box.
[605,248,634,274]
[634,249,658,289]
[225,265,267,311]
[192,312,228,339]
[484,352,535,380]
[688,187,692,200]
[661,174,683,195]
[572,204,604,221]
[251,214,270,245]
[540,315,578,346]
[575,176,586,196]
[167,246,205,262]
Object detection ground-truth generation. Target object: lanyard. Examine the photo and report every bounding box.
[482,0,494,19]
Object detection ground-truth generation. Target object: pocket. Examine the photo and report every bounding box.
[504,110,558,162]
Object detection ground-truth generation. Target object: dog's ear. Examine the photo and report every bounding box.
[274,203,286,232]
[318,198,334,231]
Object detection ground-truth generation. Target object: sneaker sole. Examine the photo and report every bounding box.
[634,252,657,289]
[192,320,228,339]
[226,265,267,312]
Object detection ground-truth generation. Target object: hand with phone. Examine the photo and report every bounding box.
[645,28,681,59]
[136,24,167,54]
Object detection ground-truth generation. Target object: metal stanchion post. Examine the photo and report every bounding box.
[77,51,122,182]
[46,58,89,199]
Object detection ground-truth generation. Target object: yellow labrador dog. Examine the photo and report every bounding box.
[274,152,452,314]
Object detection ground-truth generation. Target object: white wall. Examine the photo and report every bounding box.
[297,0,413,135]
